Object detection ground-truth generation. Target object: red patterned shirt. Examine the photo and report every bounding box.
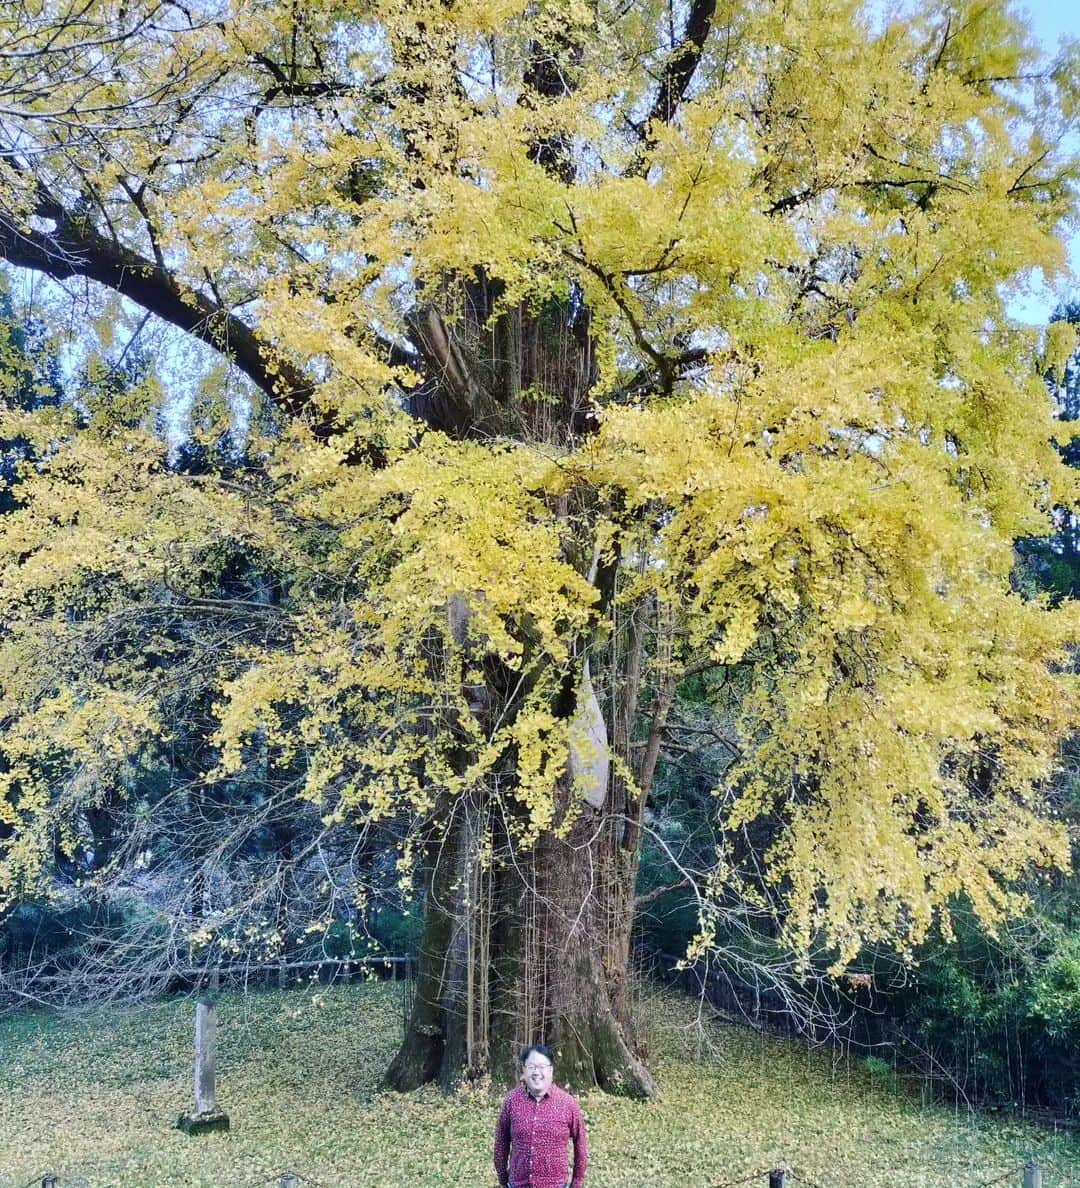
[493,1082,588,1188]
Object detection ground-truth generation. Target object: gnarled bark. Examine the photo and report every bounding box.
[385,776,653,1098]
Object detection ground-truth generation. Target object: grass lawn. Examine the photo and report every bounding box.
[1,980,1078,1187]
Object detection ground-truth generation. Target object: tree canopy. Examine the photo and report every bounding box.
[2,0,1080,1090]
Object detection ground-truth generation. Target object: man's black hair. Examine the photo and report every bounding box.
[520,1043,555,1066]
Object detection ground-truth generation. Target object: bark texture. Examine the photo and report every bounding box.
[385,779,653,1097]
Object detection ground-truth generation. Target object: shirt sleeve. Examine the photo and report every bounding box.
[493,1096,512,1187]
[569,1096,588,1188]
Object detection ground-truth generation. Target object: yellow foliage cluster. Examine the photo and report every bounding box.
[1,0,1080,966]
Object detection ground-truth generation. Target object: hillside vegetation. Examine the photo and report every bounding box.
[2,982,1079,1187]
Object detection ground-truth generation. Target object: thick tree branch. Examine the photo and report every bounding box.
[0,206,314,416]
[630,0,717,175]
[405,304,499,436]
[0,199,419,439]
[618,346,709,400]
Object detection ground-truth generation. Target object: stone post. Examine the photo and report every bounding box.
[177,998,230,1134]
[1024,1162,1042,1188]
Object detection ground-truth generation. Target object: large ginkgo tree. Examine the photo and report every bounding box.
[2,0,1080,1096]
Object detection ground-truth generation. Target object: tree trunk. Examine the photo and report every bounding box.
[385,776,653,1097]
[526,800,652,1096]
[384,272,660,1097]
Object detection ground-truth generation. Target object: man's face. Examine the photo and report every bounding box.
[523,1053,553,1097]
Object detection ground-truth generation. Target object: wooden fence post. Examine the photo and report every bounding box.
[1024,1161,1042,1188]
[177,998,230,1134]
[769,1170,789,1188]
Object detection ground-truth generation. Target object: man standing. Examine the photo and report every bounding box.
[493,1044,588,1188]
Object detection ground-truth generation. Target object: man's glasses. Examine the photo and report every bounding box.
[524,1063,552,1073]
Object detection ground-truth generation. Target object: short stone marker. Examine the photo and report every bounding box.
[177,998,230,1135]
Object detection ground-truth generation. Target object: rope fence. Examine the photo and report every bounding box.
[10,1162,1051,1188]
[787,1169,834,1188]
[712,1170,773,1188]
[13,1172,326,1188]
[973,1163,1044,1188]
[241,1171,326,1188]
[704,1161,1047,1188]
